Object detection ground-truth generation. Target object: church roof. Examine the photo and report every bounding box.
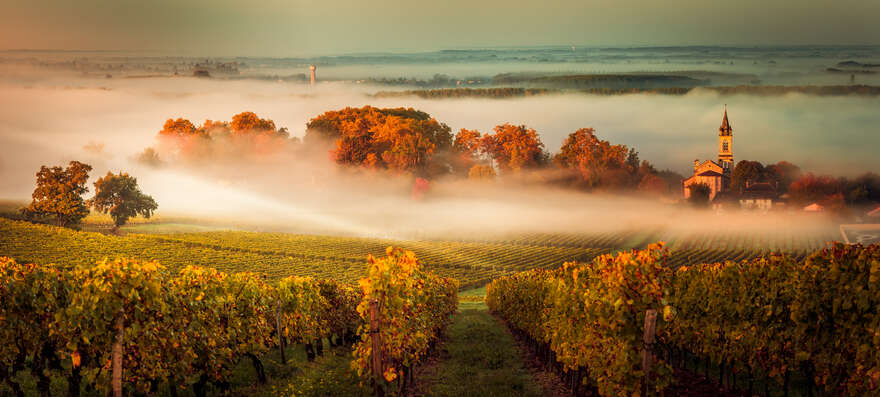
[719,109,732,136]
[744,182,776,193]
[684,170,727,184]
[741,182,778,199]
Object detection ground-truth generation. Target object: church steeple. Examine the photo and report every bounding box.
[718,106,734,175]
[719,106,732,136]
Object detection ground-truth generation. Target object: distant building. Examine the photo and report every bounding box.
[804,203,825,212]
[309,64,317,86]
[683,109,734,200]
[739,182,778,211]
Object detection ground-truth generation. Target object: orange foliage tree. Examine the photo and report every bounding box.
[552,127,658,190]
[305,106,452,175]
[479,123,547,174]
[152,112,292,162]
[452,128,483,175]
[788,173,842,205]
[231,112,276,134]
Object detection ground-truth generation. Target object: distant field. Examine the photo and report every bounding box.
[0,217,842,289]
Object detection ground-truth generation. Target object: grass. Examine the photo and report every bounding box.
[422,289,543,397]
[246,343,367,397]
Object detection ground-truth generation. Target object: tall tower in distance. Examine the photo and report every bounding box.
[718,106,734,174]
[309,64,316,86]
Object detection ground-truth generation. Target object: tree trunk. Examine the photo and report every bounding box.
[315,338,324,356]
[31,346,51,397]
[275,306,286,364]
[167,377,180,397]
[193,374,208,397]
[246,353,267,384]
[305,342,316,362]
[112,312,124,397]
[68,366,82,397]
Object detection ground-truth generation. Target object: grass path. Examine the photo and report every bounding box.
[418,288,545,397]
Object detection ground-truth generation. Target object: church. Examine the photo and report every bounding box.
[683,109,734,200]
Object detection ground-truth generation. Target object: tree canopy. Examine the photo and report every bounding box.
[153,112,292,163]
[305,106,453,174]
[731,160,766,192]
[452,128,483,175]
[231,112,276,134]
[22,161,93,227]
[554,128,638,188]
[88,172,158,230]
[479,123,547,173]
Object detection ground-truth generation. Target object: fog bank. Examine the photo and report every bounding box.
[0,68,873,240]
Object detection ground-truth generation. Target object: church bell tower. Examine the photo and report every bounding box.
[718,107,733,174]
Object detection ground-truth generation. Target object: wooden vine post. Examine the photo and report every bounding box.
[642,309,657,397]
[275,304,287,364]
[369,299,384,397]
[112,309,125,397]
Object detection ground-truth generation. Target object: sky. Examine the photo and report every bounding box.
[1,0,879,56]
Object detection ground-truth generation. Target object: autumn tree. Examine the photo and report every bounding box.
[22,161,93,227]
[638,173,669,195]
[196,119,232,137]
[764,161,801,193]
[787,173,841,205]
[480,123,547,173]
[88,172,158,231]
[842,172,880,205]
[731,160,766,192]
[158,118,198,137]
[553,128,641,189]
[154,113,292,162]
[468,164,496,181]
[452,128,483,175]
[304,106,453,175]
[135,147,164,167]
[231,111,276,134]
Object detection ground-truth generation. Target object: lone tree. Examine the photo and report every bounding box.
[88,172,158,232]
[22,161,93,227]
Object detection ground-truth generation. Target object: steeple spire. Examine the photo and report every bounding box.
[719,105,732,136]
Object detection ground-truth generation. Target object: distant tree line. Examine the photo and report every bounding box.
[374,88,557,99]
[491,73,708,89]
[364,74,462,88]
[373,85,880,99]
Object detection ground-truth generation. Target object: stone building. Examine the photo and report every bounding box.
[683,109,734,200]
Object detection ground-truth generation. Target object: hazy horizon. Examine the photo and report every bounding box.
[2,0,879,57]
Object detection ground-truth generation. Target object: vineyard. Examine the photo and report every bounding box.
[0,218,609,288]
[0,247,455,396]
[1,216,866,396]
[0,218,840,290]
[487,243,880,396]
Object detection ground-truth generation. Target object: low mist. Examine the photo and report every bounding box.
[0,65,873,240]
